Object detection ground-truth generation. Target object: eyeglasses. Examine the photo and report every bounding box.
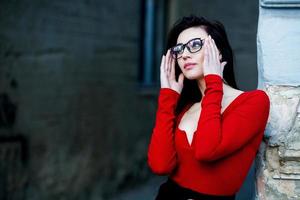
[171,38,204,59]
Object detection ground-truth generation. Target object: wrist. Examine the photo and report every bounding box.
[204,74,222,80]
[161,87,180,95]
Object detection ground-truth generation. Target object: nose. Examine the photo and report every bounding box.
[181,47,191,59]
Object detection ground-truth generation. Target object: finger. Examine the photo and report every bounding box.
[208,37,215,66]
[204,39,209,64]
[160,55,165,73]
[168,51,173,74]
[178,73,184,85]
[164,50,169,76]
[207,36,214,65]
[209,36,217,63]
[211,38,219,61]
[221,61,227,72]
[169,51,173,74]
[164,55,168,75]
[170,56,176,80]
[166,49,171,76]
[160,55,166,82]
[221,61,227,68]
[219,52,222,62]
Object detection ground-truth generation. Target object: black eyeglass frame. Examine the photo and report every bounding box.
[170,38,205,59]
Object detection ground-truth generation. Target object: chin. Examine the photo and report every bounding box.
[183,71,204,80]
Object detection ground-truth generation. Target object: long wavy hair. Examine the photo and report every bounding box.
[166,15,238,114]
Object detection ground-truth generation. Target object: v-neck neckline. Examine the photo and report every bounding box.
[177,91,250,147]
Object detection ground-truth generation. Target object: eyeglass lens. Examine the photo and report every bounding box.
[171,38,203,59]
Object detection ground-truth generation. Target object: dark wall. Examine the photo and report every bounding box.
[0,1,155,199]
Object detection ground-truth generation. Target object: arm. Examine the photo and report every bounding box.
[194,74,270,161]
[147,49,183,175]
[147,88,179,175]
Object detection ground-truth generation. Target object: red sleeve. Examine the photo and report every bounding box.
[147,88,180,175]
[194,74,270,161]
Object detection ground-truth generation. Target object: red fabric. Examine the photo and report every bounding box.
[147,74,270,195]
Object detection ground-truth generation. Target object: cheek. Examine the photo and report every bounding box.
[177,60,184,71]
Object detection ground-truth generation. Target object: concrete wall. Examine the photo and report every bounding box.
[256,1,300,199]
[0,1,155,199]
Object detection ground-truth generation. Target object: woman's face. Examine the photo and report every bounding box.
[175,27,208,80]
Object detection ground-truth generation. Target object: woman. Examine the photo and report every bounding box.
[147,15,270,200]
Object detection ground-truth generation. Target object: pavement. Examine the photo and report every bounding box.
[110,176,165,200]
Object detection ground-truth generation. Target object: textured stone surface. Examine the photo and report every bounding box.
[257,0,300,199]
[256,145,300,200]
[264,85,300,145]
[256,85,300,199]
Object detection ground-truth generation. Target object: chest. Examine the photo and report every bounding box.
[177,98,237,145]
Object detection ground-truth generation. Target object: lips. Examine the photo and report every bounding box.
[184,62,197,69]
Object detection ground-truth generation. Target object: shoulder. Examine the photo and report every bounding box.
[240,89,270,116]
[226,90,270,120]
[246,89,270,105]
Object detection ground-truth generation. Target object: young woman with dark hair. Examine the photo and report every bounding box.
[147,15,270,200]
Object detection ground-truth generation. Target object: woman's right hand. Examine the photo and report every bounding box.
[160,49,184,94]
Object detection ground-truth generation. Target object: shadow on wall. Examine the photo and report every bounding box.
[0,134,28,199]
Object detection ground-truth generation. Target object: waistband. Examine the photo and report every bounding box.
[156,178,236,200]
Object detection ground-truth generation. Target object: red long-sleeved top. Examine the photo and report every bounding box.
[148,74,270,195]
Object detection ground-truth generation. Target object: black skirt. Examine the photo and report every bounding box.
[155,179,235,200]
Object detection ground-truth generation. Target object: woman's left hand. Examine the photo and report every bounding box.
[203,35,227,78]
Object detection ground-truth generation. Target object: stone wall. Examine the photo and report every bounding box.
[256,0,300,199]
[256,85,300,199]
